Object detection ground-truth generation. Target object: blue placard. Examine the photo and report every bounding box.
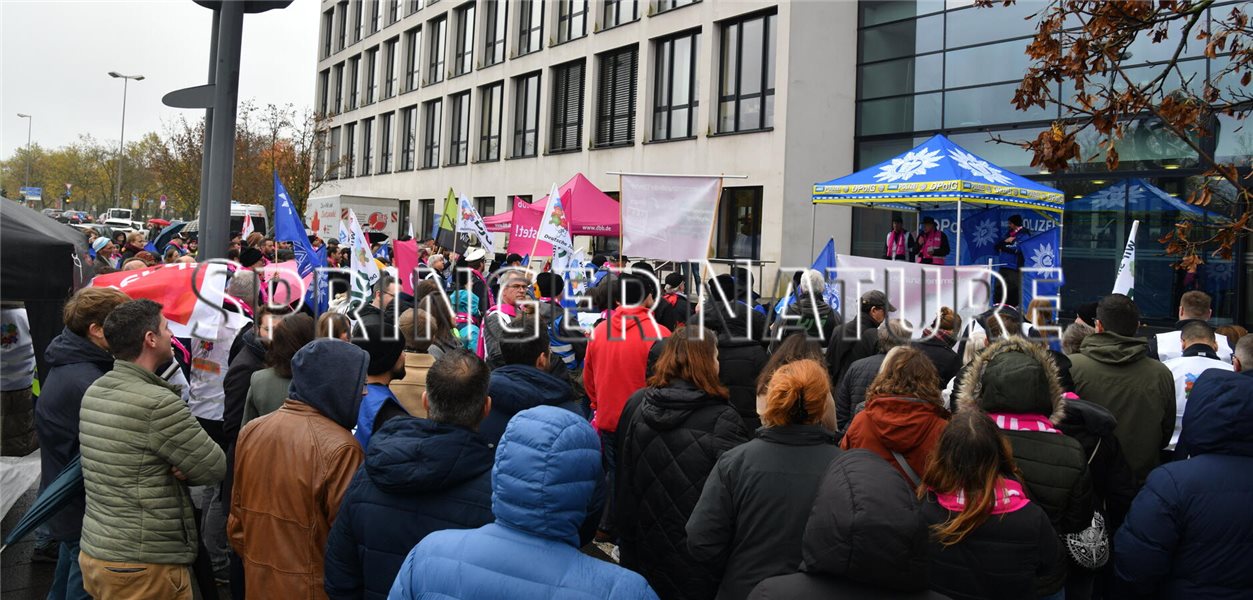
[19,187,42,201]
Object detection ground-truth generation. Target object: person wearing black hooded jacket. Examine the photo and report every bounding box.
[618,326,749,600]
[689,279,769,432]
[34,287,130,600]
[749,450,949,600]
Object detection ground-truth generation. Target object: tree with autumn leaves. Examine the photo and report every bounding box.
[979,0,1251,272]
[1,101,333,222]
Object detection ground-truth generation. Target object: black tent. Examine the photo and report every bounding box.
[1,198,94,381]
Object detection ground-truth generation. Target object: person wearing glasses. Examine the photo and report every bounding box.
[482,269,534,369]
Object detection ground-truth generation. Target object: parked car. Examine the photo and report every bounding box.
[41,208,63,220]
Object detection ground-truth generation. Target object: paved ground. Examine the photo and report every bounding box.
[1,483,231,600]
[1,485,56,600]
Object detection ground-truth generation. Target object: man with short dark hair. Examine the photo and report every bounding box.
[78,299,227,599]
[1161,321,1233,452]
[352,314,408,448]
[1148,290,1233,361]
[324,349,495,600]
[825,290,896,387]
[1069,294,1175,485]
[36,286,130,600]
[481,315,582,444]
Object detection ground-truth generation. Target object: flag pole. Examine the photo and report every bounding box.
[617,173,624,259]
[700,175,726,288]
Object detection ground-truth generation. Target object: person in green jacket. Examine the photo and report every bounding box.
[78,299,227,600]
[1068,294,1175,486]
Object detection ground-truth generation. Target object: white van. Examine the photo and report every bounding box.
[230,202,269,237]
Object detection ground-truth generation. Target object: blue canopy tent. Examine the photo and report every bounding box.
[1070,178,1220,217]
[812,134,1064,266]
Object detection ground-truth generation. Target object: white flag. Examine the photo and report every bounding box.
[621,175,721,261]
[346,209,381,306]
[241,213,255,238]
[1112,219,1139,298]
[455,194,495,253]
[536,183,576,271]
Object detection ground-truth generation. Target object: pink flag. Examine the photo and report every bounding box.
[395,239,420,295]
[507,197,553,257]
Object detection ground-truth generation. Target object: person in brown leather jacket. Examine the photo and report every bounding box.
[228,338,369,600]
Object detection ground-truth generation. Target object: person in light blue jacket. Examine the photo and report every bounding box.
[388,405,659,600]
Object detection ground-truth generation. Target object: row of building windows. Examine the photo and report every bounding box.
[318,0,754,123]
[322,0,702,64]
[317,10,774,177]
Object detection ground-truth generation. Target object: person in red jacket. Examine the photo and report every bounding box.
[584,272,671,541]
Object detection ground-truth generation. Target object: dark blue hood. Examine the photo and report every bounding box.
[492,406,601,546]
[45,327,113,370]
[289,338,369,430]
[366,417,495,494]
[488,365,575,415]
[1181,370,1253,457]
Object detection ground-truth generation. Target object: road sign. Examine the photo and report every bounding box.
[19,187,42,202]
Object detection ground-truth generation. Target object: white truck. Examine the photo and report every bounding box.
[100,207,135,231]
[305,194,401,242]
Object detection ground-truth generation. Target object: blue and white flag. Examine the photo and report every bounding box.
[1018,226,1063,308]
[812,238,841,314]
[273,173,326,313]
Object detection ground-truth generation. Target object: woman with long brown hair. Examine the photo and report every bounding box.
[242,313,315,426]
[616,326,749,600]
[920,410,1061,600]
[841,346,950,485]
[687,359,840,600]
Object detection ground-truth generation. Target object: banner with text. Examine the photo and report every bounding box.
[621,175,720,261]
[507,197,552,257]
[834,254,994,337]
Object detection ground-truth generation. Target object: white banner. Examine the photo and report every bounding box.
[834,255,995,337]
[621,175,720,261]
[1112,219,1139,298]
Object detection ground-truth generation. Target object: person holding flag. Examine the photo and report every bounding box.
[272,173,325,313]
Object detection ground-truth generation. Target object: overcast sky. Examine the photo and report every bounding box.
[1,0,318,161]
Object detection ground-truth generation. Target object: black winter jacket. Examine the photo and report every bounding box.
[826,316,878,388]
[957,338,1094,536]
[1056,398,1138,532]
[913,334,961,386]
[617,382,749,600]
[687,425,841,600]
[324,416,495,600]
[34,328,114,541]
[685,304,769,431]
[223,326,266,447]
[921,486,1061,600]
[748,450,949,600]
[836,353,886,431]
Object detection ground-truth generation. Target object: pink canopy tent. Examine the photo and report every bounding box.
[483,173,620,236]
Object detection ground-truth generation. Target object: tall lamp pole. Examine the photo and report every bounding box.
[16,113,32,189]
[108,71,144,207]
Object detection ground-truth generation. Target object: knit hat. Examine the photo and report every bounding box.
[239,247,264,268]
[91,238,110,253]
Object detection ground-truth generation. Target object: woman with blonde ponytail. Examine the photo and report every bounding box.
[686,359,841,600]
[920,411,1062,600]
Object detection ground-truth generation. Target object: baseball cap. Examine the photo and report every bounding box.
[860,290,897,312]
[664,273,684,289]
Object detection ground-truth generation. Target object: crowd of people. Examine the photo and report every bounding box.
[20,225,1253,600]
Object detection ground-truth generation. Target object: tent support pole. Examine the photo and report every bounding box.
[956,200,963,267]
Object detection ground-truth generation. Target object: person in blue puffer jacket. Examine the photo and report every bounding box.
[1114,336,1253,599]
[325,349,496,600]
[388,405,660,600]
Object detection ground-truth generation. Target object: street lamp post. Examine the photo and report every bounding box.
[108,71,144,208]
[16,113,32,189]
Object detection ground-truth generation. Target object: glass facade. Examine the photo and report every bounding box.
[853,0,1248,324]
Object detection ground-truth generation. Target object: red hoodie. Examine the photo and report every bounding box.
[584,305,671,433]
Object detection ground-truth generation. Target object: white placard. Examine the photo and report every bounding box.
[621,175,720,261]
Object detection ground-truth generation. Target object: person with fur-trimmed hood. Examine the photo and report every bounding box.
[957,336,1093,597]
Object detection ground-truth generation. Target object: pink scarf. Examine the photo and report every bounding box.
[988,412,1061,434]
[935,478,1031,515]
